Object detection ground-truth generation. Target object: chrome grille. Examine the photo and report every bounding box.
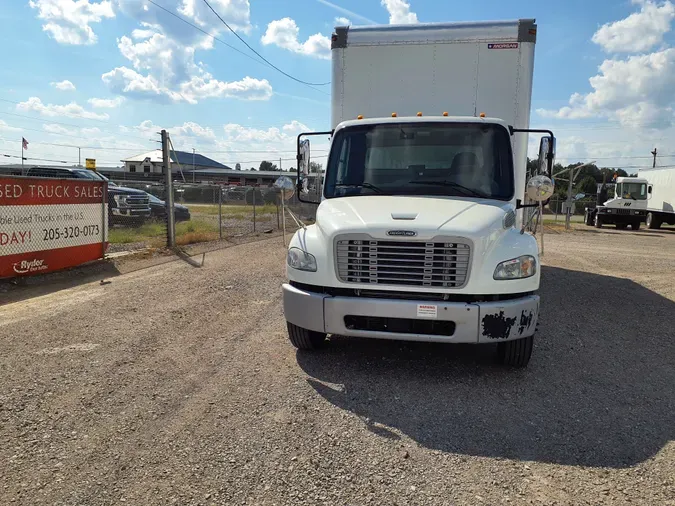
[125,196,150,209]
[336,237,470,288]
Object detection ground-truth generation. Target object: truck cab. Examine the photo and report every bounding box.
[584,177,649,230]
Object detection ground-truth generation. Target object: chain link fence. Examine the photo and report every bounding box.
[104,180,316,253]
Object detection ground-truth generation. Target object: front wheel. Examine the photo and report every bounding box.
[594,214,603,228]
[631,222,641,231]
[287,322,327,350]
[496,335,534,368]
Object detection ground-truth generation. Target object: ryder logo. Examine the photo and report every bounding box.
[13,259,48,274]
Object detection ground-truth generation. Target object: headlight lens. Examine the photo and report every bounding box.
[287,247,317,272]
[494,255,536,280]
[114,194,128,205]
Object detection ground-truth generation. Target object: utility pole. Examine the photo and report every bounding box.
[563,160,597,230]
[279,157,282,172]
[78,147,81,167]
[162,130,176,247]
[651,148,658,168]
[192,148,195,183]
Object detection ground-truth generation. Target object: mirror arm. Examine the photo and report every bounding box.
[510,127,555,177]
[517,198,551,209]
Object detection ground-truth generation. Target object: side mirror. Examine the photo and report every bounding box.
[298,138,310,194]
[537,135,556,177]
[648,184,653,194]
[297,130,333,204]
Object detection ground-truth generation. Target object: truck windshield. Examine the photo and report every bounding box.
[617,182,647,200]
[323,122,514,200]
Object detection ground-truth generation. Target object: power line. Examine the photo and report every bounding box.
[1,153,78,164]
[200,0,330,92]
[0,138,151,152]
[0,98,116,126]
[0,110,155,143]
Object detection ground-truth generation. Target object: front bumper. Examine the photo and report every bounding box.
[112,208,152,218]
[282,284,539,344]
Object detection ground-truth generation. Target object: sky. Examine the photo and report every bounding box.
[0,0,674,171]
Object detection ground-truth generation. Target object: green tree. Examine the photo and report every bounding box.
[576,176,598,195]
[235,163,241,170]
[309,161,323,173]
[259,160,279,171]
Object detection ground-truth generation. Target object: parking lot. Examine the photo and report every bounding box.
[1,227,674,505]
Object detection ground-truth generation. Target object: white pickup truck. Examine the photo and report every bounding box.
[283,19,555,367]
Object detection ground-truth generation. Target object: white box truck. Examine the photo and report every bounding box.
[640,167,675,229]
[283,19,556,367]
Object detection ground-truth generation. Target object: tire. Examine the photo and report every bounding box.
[594,214,603,228]
[496,335,534,368]
[630,222,641,231]
[287,322,327,350]
[616,223,628,230]
[646,212,661,230]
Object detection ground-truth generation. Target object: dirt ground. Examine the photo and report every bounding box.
[1,227,674,505]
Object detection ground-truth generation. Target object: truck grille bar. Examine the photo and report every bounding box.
[335,237,471,288]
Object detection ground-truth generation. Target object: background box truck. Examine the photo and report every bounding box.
[641,167,675,229]
[283,19,555,367]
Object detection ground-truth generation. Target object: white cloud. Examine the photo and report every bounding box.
[0,120,22,132]
[50,80,76,91]
[102,67,271,104]
[116,0,251,45]
[17,97,110,121]
[537,48,675,128]
[88,97,125,108]
[335,16,351,26]
[29,0,115,45]
[381,0,418,24]
[43,123,78,136]
[261,18,331,59]
[104,1,270,104]
[102,67,183,103]
[179,76,273,102]
[282,120,310,132]
[592,0,675,53]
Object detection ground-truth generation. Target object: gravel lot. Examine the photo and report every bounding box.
[1,227,674,505]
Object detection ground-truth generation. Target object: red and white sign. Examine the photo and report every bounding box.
[0,176,108,278]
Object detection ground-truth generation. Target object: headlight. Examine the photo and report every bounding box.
[114,194,128,205]
[287,247,317,272]
[494,255,536,280]
[606,209,612,213]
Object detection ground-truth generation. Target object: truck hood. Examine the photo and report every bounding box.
[316,196,509,239]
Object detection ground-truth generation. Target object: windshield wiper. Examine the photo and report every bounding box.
[409,179,491,198]
[335,182,383,193]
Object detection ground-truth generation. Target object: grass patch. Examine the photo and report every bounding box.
[175,220,220,246]
[108,219,220,246]
[108,222,166,244]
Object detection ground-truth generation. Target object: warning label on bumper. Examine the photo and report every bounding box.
[417,304,438,319]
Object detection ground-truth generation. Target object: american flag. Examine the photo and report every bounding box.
[22,137,28,150]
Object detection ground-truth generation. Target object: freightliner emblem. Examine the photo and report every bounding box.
[387,230,417,237]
